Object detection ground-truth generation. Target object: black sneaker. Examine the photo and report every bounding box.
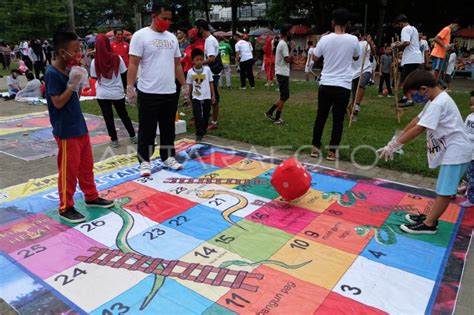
[400,222,437,235]
[405,213,426,224]
[265,112,275,121]
[59,207,86,224]
[85,197,115,208]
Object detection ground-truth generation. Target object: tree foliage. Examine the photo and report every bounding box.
[0,0,67,42]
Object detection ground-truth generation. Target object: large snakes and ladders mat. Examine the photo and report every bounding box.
[0,111,136,161]
[0,139,472,315]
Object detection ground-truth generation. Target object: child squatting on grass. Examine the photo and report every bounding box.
[378,70,472,235]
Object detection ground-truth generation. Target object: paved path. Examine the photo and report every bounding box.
[0,100,472,314]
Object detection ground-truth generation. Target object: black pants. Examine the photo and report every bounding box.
[97,98,135,141]
[33,61,45,79]
[22,55,32,70]
[45,54,52,65]
[312,85,351,151]
[192,99,211,137]
[378,72,393,94]
[212,75,220,104]
[137,91,177,163]
[239,59,255,88]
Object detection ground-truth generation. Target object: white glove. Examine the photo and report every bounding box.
[377,140,403,161]
[68,66,89,92]
[126,85,137,105]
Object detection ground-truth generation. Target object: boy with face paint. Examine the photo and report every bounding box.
[44,31,115,224]
[127,1,187,176]
[378,70,471,234]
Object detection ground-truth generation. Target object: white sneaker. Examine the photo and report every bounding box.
[163,157,183,170]
[459,200,474,208]
[140,162,151,177]
[354,104,361,113]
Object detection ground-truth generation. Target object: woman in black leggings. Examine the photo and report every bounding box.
[90,34,136,148]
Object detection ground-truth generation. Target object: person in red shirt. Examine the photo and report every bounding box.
[111,29,130,89]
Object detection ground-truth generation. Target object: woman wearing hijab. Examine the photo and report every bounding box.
[263,35,276,87]
[90,34,137,148]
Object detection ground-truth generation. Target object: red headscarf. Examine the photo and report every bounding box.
[94,34,120,81]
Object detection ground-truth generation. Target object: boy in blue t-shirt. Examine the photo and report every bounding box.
[45,31,114,223]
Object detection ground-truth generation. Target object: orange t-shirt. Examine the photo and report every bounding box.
[431,26,451,59]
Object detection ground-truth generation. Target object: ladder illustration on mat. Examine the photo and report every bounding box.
[76,247,264,292]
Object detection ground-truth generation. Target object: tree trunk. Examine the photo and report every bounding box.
[231,0,238,35]
[376,0,387,47]
[67,0,75,31]
[203,0,210,22]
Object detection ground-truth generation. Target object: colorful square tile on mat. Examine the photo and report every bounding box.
[0,140,471,315]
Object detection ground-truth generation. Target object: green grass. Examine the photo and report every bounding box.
[0,62,19,77]
[80,78,472,178]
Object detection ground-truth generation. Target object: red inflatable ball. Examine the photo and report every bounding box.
[271,158,311,201]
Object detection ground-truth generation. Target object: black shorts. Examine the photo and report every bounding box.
[277,74,290,101]
[400,63,420,84]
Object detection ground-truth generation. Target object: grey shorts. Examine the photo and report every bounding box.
[351,72,371,96]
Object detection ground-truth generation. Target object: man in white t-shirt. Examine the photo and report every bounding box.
[196,19,221,130]
[444,49,457,91]
[310,8,359,161]
[234,33,255,89]
[265,24,293,125]
[394,14,422,107]
[419,32,430,69]
[305,41,315,81]
[350,30,376,121]
[127,2,187,176]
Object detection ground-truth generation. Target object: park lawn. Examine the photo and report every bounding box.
[0,62,19,77]
[81,78,472,178]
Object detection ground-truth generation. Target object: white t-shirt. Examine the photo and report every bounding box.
[400,25,422,66]
[352,41,372,79]
[235,40,253,62]
[446,53,457,75]
[129,27,180,94]
[186,66,214,101]
[419,39,430,63]
[417,92,471,168]
[90,56,127,100]
[275,39,290,76]
[305,47,314,68]
[204,35,219,59]
[464,113,474,159]
[314,33,360,90]
[7,76,20,94]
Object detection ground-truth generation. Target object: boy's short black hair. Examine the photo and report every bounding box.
[332,8,350,26]
[452,18,463,27]
[470,90,474,97]
[11,69,20,75]
[196,19,210,31]
[394,14,408,23]
[280,24,292,37]
[26,72,34,80]
[191,48,204,60]
[52,31,78,54]
[307,41,313,46]
[151,1,172,14]
[402,70,437,94]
